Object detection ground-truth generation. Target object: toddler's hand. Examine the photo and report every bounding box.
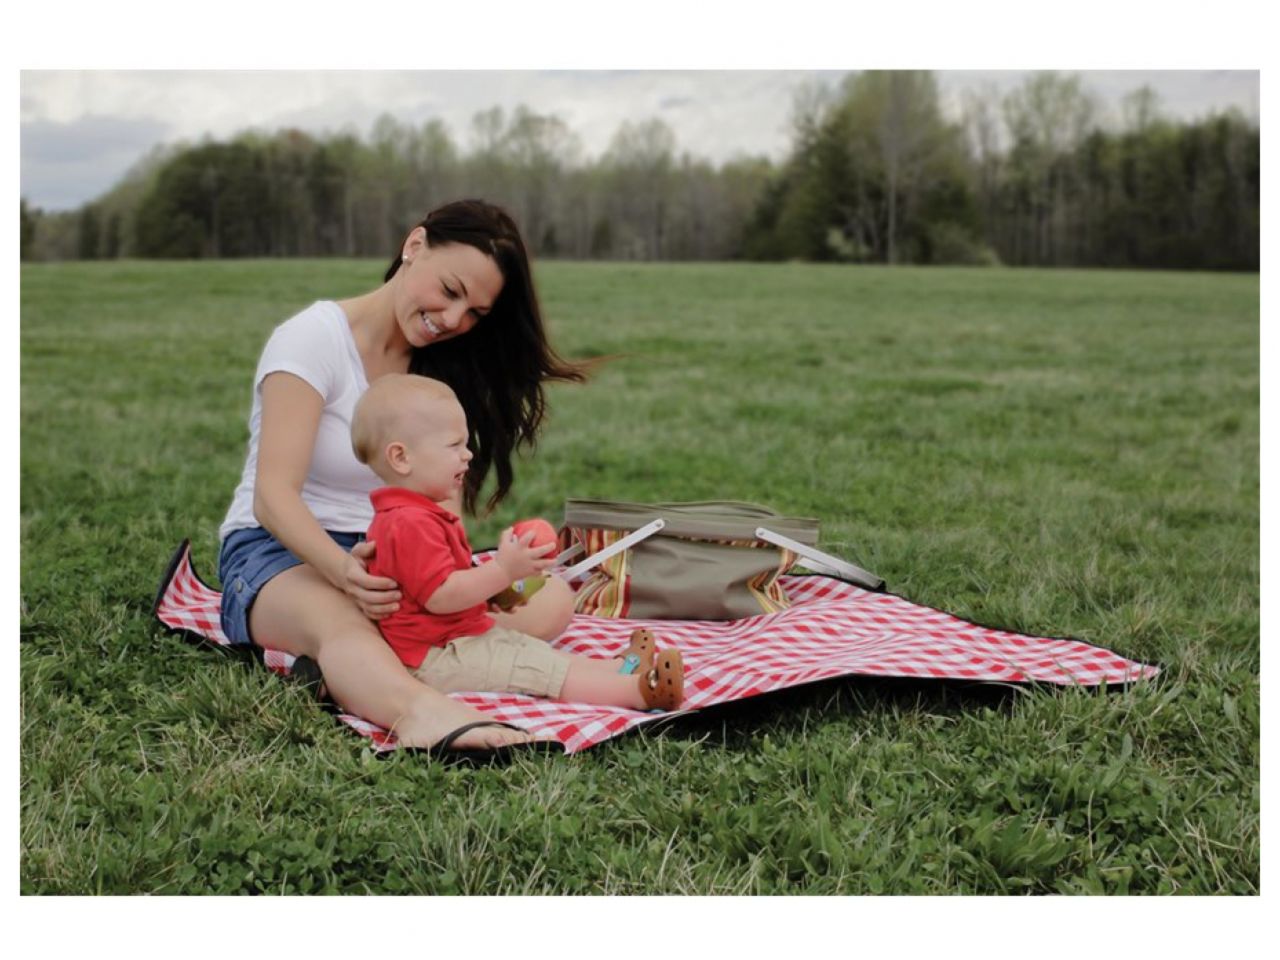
[495,526,556,582]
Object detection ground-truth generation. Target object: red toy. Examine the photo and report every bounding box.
[489,518,558,611]
[512,517,557,550]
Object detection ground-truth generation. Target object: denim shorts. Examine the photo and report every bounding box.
[218,526,364,647]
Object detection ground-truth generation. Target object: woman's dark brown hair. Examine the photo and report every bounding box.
[383,199,588,515]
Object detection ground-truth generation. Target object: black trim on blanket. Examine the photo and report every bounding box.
[154,540,1163,760]
[151,538,191,620]
[468,545,1162,686]
[150,539,265,670]
[786,572,1165,683]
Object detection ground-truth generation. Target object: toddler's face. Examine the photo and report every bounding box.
[403,398,473,501]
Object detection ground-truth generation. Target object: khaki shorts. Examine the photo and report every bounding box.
[413,626,571,699]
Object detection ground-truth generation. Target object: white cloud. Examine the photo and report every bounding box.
[19,69,1260,211]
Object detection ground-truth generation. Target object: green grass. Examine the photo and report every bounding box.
[20,259,1258,894]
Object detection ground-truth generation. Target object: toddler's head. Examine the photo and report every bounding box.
[352,374,472,501]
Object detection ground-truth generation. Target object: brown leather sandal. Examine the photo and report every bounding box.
[639,648,685,711]
[618,628,657,675]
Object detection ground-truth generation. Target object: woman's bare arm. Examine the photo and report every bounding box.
[253,372,400,615]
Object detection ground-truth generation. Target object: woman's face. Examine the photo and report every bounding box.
[394,229,505,349]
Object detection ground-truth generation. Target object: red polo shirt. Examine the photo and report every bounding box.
[365,487,495,669]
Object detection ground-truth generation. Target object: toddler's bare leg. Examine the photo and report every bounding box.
[489,574,574,640]
[557,656,648,710]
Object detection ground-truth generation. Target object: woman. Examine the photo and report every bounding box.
[217,199,586,753]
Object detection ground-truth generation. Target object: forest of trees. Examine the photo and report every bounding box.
[21,71,1260,271]
[745,72,1259,269]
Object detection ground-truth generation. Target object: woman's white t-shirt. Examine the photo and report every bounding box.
[219,301,381,540]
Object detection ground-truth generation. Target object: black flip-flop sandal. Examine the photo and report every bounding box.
[290,655,332,703]
[405,721,566,766]
[286,664,562,764]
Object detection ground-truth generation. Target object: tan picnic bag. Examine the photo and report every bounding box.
[559,499,882,621]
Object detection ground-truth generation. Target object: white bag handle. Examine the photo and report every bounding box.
[553,543,585,566]
[557,517,885,592]
[561,518,666,581]
[756,527,884,591]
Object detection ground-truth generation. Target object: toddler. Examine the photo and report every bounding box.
[351,374,684,711]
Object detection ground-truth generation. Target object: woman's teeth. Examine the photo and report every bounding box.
[421,312,441,337]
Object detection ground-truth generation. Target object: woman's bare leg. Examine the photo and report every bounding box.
[489,574,575,640]
[249,564,538,750]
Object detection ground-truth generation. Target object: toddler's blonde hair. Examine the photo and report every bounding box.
[351,374,460,474]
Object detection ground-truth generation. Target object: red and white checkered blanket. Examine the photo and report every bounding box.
[153,540,1159,754]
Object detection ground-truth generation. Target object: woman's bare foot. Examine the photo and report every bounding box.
[392,691,548,751]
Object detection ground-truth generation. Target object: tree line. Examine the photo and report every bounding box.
[21,72,1259,271]
[745,71,1258,270]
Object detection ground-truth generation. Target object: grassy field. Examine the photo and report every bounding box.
[20,258,1258,894]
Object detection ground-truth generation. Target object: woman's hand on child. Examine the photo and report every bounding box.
[343,540,402,619]
[495,526,557,582]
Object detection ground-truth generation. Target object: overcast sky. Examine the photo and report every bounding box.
[20,70,1259,213]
